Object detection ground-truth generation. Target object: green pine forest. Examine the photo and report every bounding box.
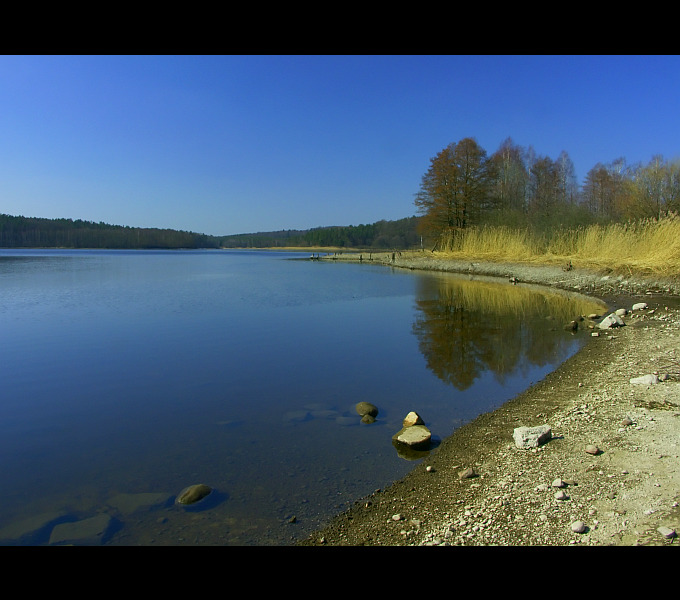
[0,213,421,250]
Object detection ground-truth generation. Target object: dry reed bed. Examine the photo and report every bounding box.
[437,214,680,277]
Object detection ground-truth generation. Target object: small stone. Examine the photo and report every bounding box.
[392,514,403,521]
[555,490,569,501]
[585,444,600,455]
[621,417,634,427]
[571,520,587,533]
[564,320,578,332]
[630,374,659,385]
[657,526,676,539]
[552,478,566,488]
[403,411,424,427]
[425,465,434,472]
[458,467,476,479]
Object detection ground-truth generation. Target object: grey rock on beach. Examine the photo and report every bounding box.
[513,425,552,449]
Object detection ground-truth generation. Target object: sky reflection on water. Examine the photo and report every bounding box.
[0,249,606,545]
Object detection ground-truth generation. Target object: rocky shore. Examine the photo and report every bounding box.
[298,252,680,546]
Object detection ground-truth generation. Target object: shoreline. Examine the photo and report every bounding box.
[297,253,680,546]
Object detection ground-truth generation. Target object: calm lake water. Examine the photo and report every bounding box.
[0,249,606,545]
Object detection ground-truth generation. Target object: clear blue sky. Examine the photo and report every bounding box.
[1,55,678,236]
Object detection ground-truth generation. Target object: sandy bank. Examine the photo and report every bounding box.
[297,253,680,546]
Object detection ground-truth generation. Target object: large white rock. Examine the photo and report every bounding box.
[513,425,552,449]
[392,424,431,448]
[598,313,625,329]
[630,374,659,385]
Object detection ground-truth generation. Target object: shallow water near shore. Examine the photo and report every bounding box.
[0,249,606,545]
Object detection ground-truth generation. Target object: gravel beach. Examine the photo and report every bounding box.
[297,252,680,546]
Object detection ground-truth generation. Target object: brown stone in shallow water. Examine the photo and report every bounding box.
[176,484,212,505]
[355,402,378,418]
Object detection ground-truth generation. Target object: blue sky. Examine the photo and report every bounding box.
[1,54,678,236]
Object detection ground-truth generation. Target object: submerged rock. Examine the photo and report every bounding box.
[0,510,70,545]
[176,484,213,506]
[355,402,378,418]
[48,514,114,546]
[108,492,173,515]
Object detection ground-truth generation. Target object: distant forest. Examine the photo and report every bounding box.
[219,216,421,249]
[0,213,422,250]
[4,135,678,252]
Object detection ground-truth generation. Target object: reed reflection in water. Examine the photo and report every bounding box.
[412,273,608,391]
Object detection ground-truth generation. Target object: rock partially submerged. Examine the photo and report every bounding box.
[355,402,379,423]
[393,425,432,448]
[513,424,552,449]
[393,411,432,449]
[108,492,173,515]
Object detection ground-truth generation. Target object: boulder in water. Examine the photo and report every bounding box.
[355,402,378,418]
[392,424,432,449]
[176,484,212,506]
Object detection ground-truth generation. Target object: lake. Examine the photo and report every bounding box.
[0,249,607,545]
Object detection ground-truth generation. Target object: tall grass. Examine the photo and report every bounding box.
[436,213,680,276]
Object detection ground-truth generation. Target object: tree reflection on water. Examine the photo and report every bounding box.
[412,274,607,390]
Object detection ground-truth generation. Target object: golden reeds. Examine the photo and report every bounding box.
[436,213,680,276]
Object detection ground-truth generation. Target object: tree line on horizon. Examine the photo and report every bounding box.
[2,136,677,251]
[0,214,222,249]
[415,136,680,248]
[0,213,421,250]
